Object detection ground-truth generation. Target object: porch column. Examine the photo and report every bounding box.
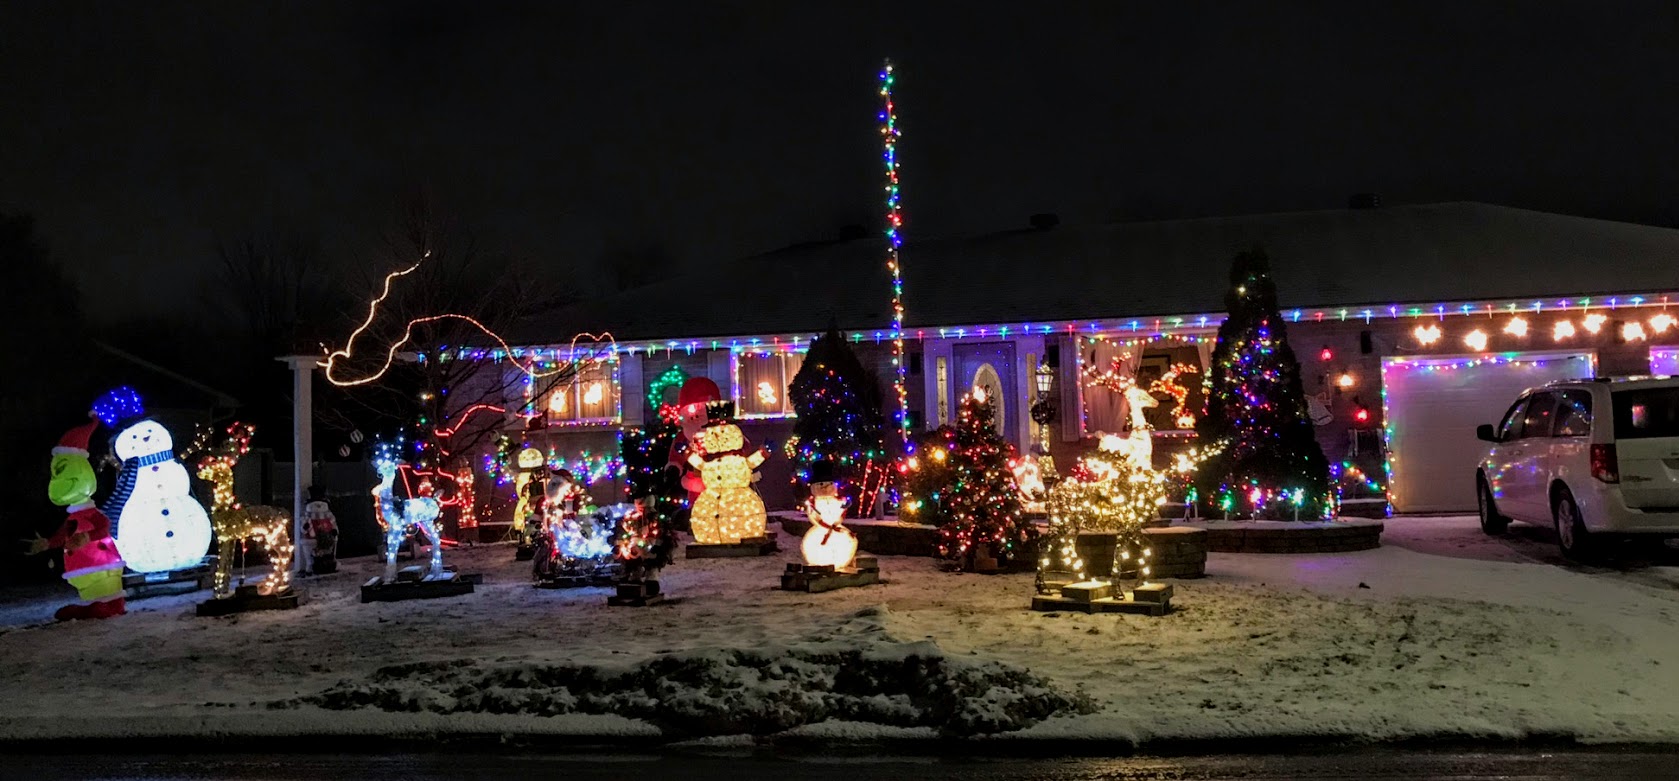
[279,355,316,574]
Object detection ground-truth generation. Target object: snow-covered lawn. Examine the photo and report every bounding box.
[1,515,1676,748]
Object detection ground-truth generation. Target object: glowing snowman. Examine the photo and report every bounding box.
[109,420,213,573]
[800,489,858,569]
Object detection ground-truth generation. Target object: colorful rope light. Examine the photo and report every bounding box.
[879,58,910,448]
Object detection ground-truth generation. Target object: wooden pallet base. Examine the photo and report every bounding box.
[686,537,778,559]
[780,559,882,593]
[607,579,664,607]
[197,586,305,616]
[361,566,479,603]
[124,560,215,599]
[535,571,617,589]
[1031,581,1173,616]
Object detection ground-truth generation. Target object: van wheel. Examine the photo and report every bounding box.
[1553,488,1595,561]
[1477,479,1508,535]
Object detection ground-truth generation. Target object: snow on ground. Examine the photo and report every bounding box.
[0,515,1676,748]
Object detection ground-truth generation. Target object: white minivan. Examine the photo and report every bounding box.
[1475,377,1679,558]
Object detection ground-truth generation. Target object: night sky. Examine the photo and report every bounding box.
[4,1,1677,323]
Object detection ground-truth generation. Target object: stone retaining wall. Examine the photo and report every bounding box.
[1183,519,1384,553]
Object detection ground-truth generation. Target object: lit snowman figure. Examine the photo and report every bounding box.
[105,414,213,574]
[800,465,858,569]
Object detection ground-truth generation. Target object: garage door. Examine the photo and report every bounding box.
[1381,351,1595,513]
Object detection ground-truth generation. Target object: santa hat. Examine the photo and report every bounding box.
[53,415,99,457]
[676,377,722,408]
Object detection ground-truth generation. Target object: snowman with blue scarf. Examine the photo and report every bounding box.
[96,388,213,574]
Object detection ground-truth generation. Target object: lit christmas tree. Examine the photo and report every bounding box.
[903,390,1032,569]
[1195,248,1332,518]
[787,326,888,516]
[613,408,683,574]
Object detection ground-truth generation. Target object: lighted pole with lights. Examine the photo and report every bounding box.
[879,59,910,451]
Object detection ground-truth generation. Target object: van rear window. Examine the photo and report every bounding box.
[1611,388,1679,439]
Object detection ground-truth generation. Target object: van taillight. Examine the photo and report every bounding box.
[1591,444,1619,483]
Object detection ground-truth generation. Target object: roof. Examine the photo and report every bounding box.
[92,341,241,410]
[513,202,1679,345]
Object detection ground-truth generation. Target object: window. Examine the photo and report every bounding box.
[1519,393,1558,439]
[734,351,804,418]
[1612,388,1679,440]
[544,360,619,425]
[1496,397,1529,441]
[1553,390,1593,438]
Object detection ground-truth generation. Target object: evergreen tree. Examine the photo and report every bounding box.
[614,410,683,571]
[787,326,888,515]
[903,392,1032,568]
[1195,247,1331,518]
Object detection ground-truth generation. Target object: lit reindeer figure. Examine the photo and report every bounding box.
[373,451,444,582]
[1111,384,1159,469]
[196,423,293,598]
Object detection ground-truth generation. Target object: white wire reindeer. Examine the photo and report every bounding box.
[373,458,444,582]
[1106,385,1159,469]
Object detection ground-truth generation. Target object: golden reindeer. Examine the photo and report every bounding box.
[196,423,293,598]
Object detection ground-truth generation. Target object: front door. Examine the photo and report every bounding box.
[952,341,1016,445]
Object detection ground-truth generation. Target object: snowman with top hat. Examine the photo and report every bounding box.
[95,387,213,575]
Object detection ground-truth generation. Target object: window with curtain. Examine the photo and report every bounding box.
[545,360,620,425]
[1080,337,1215,435]
[735,351,805,417]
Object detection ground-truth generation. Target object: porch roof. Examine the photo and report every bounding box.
[511,202,1679,348]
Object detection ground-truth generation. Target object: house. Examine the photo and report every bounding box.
[458,201,1679,524]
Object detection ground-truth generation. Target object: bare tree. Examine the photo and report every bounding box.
[201,229,348,357]
[325,191,584,483]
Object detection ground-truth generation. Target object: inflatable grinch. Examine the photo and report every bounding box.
[686,400,768,544]
[30,416,127,620]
